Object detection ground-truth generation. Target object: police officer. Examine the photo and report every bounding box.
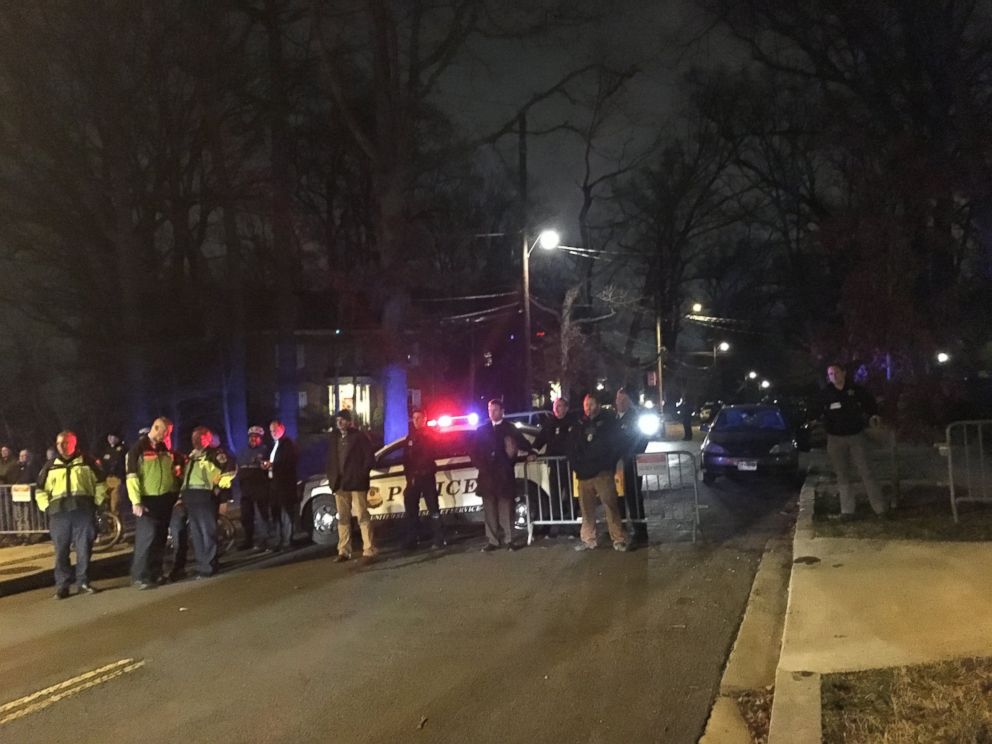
[127,417,181,589]
[820,364,886,519]
[403,408,444,550]
[177,426,237,579]
[237,426,270,551]
[615,388,648,531]
[532,398,578,525]
[35,431,106,598]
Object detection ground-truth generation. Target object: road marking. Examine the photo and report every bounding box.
[0,658,144,726]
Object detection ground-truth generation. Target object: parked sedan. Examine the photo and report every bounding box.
[700,404,799,485]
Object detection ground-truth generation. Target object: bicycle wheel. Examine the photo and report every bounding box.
[93,511,123,553]
[216,514,236,556]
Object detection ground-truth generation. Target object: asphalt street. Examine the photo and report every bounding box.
[0,472,797,744]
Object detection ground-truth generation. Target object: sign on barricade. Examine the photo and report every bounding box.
[633,451,700,543]
[1,484,49,534]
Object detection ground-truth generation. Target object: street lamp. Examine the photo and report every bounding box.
[748,370,758,380]
[760,379,771,390]
[936,351,950,364]
[522,229,560,407]
[691,302,703,313]
[713,340,730,365]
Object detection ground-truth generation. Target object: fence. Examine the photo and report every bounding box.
[519,451,700,544]
[0,485,49,535]
[944,420,992,522]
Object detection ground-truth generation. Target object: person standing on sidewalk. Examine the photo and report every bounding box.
[127,417,181,589]
[471,399,535,552]
[176,427,237,579]
[237,426,270,551]
[820,364,887,519]
[402,408,444,551]
[569,394,629,552]
[0,445,19,484]
[35,431,106,598]
[326,410,377,564]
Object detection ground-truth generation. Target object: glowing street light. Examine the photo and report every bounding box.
[537,230,560,250]
[936,352,950,364]
[748,370,758,380]
[712,340,731,366]
[523,228,561,406]
[691,302,703,313]
[760,379,771,390]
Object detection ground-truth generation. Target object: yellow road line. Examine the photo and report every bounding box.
[0,659,144,725]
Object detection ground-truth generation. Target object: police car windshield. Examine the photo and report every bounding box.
[712,407,787,432]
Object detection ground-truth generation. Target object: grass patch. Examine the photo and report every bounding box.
[821,657,992,743]
[737,687,773,744]
[813,485,992,541]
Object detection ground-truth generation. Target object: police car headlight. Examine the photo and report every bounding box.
[701,440,725,455]
[637,413,661,437]
[770,441,797,454]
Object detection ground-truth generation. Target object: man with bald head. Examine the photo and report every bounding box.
[35,431,106,598]
[127,417,181,589]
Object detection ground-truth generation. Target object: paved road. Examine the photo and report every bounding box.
[0,470,797,744]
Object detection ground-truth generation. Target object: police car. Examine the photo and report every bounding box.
[300,413,561,547]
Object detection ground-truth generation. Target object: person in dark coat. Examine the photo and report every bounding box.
[471,399,535,552]
[237,426,270,551]
[402,408,444,550]
[264,419,298,552]
[532,398,579,524]
[615,388,648,528]
[15,449,39,484]
[98,433,127,516]
[325,409,377,563]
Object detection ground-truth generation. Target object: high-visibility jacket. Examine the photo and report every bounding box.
[126,436,180,503]
[180,446,237,492]
[35,453,106,513]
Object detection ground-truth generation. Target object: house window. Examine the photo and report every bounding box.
[296,344,306,370]
[298,391,308,409]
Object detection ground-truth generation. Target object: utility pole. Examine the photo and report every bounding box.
[655,312,664,408]
[519,111,531,410]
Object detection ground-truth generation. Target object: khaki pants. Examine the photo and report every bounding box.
[826,432,886,515]
[577,472,627,547]
[335,490,376,557]
[105,476,122,514]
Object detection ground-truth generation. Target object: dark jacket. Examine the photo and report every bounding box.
[237,443,270,488]
[0,456,19,485]
[325,428,375,492]
[820,383,878,436]
[532,413,578,457]
[471,420,533,499]
[15,459,39,485]
[99,440,127,479]
[268,435,298,503]
[404,426,438,481]
[568,411,626,480]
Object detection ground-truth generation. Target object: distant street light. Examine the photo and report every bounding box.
[936,352,950,364]
[748,370,758,380]
[760,379,771,390]
[522,228,561,406]
[691,302,703,313]
[713,340,731,366]
[595,381,605,391]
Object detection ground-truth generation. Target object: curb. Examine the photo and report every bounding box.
[766,475,822,744]
[699,536,793,743]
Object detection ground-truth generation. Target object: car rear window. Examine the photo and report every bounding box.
[713,408,787,432]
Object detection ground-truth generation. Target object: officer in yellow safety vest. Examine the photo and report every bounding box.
[35,431,106,599]
[127,417,182,589]
[177,426,237,579]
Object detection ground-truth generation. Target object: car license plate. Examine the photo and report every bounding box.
[737,461,758,471]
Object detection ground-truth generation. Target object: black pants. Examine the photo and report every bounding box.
[403,476,444,547]
[239,480,269,547]
[257,498,294,549]
[170,501,189,577]
[131,493,177,583]
[50,508,96,588]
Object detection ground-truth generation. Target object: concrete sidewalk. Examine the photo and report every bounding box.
[768,459,992,743]
[0,540,134,598]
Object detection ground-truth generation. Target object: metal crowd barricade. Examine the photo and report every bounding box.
[521,456,579,545]
[0,484,49,534]
[944,420,992,522]
[631,451,700,543]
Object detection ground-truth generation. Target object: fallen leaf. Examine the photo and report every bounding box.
[418,716,428,730]
[179,607,189,612]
